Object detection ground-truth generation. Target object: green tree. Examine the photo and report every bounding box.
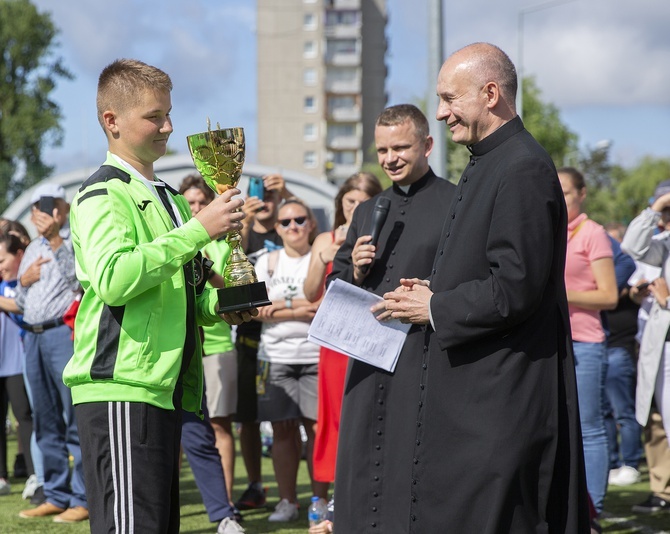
[585,156,670,225]
[0,0,72,211]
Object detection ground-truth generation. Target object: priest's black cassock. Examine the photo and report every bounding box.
[331,118,590,533]
[329,170,455,532]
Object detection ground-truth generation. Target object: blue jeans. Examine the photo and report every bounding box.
[22,369,45,485]
[604,346,642,469]
[24,325,86,509]
[574,341,608,514]
[181,391,234,523]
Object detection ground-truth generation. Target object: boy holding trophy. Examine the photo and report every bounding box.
[63,58,253,534]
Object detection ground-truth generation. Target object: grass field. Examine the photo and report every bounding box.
[2,431,670,533]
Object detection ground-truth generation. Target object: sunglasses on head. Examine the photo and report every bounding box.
[279,216,307,228]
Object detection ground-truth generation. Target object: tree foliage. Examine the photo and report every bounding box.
[585,156,670,226]
[0,0,72,211]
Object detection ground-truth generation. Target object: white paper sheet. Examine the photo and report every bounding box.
[307,278,411,373]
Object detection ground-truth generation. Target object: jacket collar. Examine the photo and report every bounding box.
[468,116,525,157]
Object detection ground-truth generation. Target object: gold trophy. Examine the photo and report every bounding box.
[187,121,271,313]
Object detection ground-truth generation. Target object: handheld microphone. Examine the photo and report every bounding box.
[359,197,391,275]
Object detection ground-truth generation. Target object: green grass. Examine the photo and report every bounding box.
[2,429,670,533]
[0,430,313,533]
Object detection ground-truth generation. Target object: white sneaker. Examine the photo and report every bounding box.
[217,517,245,533]
[610,465,641,486]
[608,467,621,485]
[0,477,10,495]
[268,498,299,522]
[22,474,38,500]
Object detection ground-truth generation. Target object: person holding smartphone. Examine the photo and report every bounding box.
[234,173,293,513]
[15,183,89,522]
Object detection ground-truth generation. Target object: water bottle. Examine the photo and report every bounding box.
[308,495,327,527]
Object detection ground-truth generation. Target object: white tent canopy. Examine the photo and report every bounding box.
[4,155,338,234]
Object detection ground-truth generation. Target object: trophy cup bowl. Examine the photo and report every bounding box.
[187,123,271,313]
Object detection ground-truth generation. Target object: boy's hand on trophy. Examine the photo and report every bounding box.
[195,188,245,239]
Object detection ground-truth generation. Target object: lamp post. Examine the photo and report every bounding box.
[517,0,578,119]
[427,0,446,180]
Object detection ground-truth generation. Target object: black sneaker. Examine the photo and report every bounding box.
[30,485,46,506]
[234,483,267,510]
[632,493,670,513]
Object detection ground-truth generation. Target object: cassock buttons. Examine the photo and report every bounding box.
[401,210,406,215]
[374,475,379,481]
[377,430,382,436]
[422,363,427,369]
[372,506,378,512]
[378,384,384,390]
[458,195,463,201]
[403,197,408,203]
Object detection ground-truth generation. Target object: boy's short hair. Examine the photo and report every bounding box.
[96,58,173,129]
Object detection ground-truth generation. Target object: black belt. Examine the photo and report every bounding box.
[23,317,66,334]
[237,335,259,349]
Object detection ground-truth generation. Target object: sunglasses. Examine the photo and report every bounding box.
[279,216,307,228]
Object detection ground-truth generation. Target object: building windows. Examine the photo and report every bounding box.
[303,67,317,86]
[328,123,356,138]
[304,151,318,168]
[332,150,356,165]
[303,12,317,30]
[325,10,360,27]
[304,123,317,140]
[327,95,356,113]
[303,40,317,58]
[304,96,316,112]
[326,38,358,55]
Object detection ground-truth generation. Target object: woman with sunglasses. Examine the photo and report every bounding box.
[303,172,382,504]
[253,198,327,522]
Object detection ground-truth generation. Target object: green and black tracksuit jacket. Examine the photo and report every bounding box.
[63,154,221,414]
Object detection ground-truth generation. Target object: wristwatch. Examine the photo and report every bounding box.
[285,296,293,309]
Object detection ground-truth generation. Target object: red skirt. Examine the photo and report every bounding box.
[313,346,349,482]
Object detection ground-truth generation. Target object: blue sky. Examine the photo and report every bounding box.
[32,0,670,176]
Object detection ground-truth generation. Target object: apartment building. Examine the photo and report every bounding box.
[257,0,387,183]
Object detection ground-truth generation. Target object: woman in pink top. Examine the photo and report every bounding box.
[559,166,618,516]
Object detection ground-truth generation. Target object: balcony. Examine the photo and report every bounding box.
[325,0,361,9]
[325,74,361,94]
[326,134,361,151]
[327,106,361,122]
[324,50,361,67]
[324,22,361,39]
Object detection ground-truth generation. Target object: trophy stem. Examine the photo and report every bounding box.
[224,231,259,287]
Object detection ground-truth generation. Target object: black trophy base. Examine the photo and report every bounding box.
[218,281,271,314]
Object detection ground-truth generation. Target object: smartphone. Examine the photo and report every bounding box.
[636,281,651,291]
[39,196,55,215]
[247,177,264,199]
